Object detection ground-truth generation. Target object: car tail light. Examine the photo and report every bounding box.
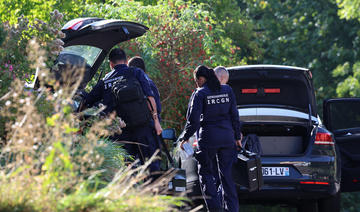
[242,89,258,94]
[69,21,83,30]
[314,132,334,145]
[241,88,281,94]
[264,88,280,93]
[63,20,83,31]
[300,181,329,185]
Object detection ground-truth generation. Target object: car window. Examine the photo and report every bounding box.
[329,101,360,131]
[62,45,101,67]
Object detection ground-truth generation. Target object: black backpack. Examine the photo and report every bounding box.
[111,68,152,128]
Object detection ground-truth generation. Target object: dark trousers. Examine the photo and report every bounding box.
[112,124,160,173]
[195,146,239,212]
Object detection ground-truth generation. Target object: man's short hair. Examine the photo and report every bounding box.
[214,66,229,78]
[128,56,146,72]
[108,48,127,63]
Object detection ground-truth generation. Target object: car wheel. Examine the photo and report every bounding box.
[297,200,317,212]
[318,192,340,212]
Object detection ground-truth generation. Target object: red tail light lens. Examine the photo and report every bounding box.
[300,181,329,185]
[264,88,281,93]
[63,20,83,30]
[242,89,258,94]
[241,88,281,94]
[314,132,334,145]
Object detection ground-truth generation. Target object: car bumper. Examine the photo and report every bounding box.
[236,181,338,201]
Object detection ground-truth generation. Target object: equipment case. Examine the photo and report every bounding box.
[232,150,263,192]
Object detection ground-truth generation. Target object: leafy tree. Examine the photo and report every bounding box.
[332,0,360,98]
[337,0,360,21]
[193,0,263,63]
[0,11,64,93]
[0,0,104,25]
[239,0,360,111]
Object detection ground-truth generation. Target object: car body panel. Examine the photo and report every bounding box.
[238,107,318,123]
[323,98,360,192]
[62,18,149,50]
[227,65,316,117]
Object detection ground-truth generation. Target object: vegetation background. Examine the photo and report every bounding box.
[1,0,360,211]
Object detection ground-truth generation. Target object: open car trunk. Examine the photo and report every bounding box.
[227,65,317,156]
[242,122,311,155]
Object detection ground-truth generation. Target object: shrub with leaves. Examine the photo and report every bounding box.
[0,10,65,141]
[0,10,65,96]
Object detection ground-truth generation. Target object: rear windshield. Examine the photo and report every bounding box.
[229,79,311,112]
[62,45,101,67]
[329,101,360,131]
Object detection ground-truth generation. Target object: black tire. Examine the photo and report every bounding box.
[318,192,340,212]
[297,200,317,212]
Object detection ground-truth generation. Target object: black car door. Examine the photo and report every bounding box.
[323,98,360,192]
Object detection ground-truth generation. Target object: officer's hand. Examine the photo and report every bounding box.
[180,139,189,151]
[236,139,242,151]
[154,120,163,135]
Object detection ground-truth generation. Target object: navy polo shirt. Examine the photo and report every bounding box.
[183,84,242,148]
[84,64,154,114]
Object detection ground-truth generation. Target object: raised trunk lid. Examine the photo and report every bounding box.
[227,65,317,117]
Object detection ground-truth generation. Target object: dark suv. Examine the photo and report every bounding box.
[177,65,360,212]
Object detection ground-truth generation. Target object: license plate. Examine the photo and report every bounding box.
[262,167,290,176]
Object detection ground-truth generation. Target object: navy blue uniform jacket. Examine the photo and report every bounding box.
[84,64,154,114]
[148,78,161,120]
[183,84,241,148]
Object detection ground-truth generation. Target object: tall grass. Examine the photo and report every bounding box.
[0,31,185,211]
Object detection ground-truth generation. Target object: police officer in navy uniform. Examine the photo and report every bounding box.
[181,65,242,212]
[83,48,162,173]
[128,56,162,173]
[128,56,162,121]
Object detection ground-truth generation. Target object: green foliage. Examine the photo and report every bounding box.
[0,12,64,96]
[334,0,360,99]
[96,139,129,182]
[333,61,360,97]
[194,0,263,63]
[239,0,360,111]
[341,192,360,212]
[0,0,104,25]
[337,0,360,21]
[0,11,64,141]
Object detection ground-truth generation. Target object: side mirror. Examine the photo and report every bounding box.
[162,128,176,141]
